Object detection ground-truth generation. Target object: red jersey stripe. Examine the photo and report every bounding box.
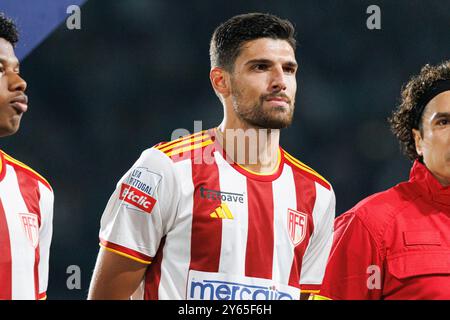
[289,169,316,287]
[245,179,274,279]
[0,199,12,299]
[37,292,47,300]
[144,236,166,300]
[190,154,222,272]
[33,246,40,300]
[15,170,41,300]
[15,170,41,225]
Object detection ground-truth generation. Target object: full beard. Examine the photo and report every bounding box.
[231,89,295,129]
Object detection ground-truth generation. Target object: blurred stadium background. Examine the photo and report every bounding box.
[1,0,450,299]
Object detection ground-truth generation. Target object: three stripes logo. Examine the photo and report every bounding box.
[210,203,234,219]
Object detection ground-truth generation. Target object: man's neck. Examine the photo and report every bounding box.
[422,160,450,187]
[216,121,281,175]
[431,171,450,187]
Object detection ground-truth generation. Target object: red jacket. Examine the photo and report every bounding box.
[317,161,450,299]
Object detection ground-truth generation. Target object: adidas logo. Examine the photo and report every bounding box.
[210,203,234,219]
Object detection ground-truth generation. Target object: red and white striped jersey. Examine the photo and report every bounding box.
[99,129,335,300]
[0,150,53,300]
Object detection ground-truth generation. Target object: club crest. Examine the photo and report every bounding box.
[19,213,39,248]
[287,209,307,246]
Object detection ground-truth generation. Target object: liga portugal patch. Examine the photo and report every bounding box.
[119,183,157,214]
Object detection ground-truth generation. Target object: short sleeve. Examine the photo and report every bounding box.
[99,148,180,264]
[299,185,335,293]
[313,212,383,300]
[38,181,54,300]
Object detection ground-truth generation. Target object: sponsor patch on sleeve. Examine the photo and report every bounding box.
[119,167,162,214]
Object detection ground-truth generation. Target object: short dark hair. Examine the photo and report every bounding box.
[389,60,450,161]
[0,13,19,46]
[210,13,296,72]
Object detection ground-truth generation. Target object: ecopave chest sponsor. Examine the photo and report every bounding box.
[200,186,245,203]
[187,270,300,300]
[119,167,162,213]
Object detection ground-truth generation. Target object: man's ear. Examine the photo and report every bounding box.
[412,128,423,157]
[210,67,230,98]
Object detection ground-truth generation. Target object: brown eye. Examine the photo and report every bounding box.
[253,64,268,71]
[438,119,449,126]
[284,67,296,74]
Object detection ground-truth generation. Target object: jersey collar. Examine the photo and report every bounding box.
[410,160,450,207]
[208,128,285,182]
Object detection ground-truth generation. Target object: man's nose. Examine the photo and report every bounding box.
[270,66,287,92]
[9,72,27,93]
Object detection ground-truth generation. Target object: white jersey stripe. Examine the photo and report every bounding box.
[158,159,194,299]
[272,165,296,285]
[215,152,248,276]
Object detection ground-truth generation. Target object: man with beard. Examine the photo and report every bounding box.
[88,13,335,300]
[0,13,54,300]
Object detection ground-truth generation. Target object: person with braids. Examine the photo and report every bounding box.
[312,61,450,300]
[0,13,54,300]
